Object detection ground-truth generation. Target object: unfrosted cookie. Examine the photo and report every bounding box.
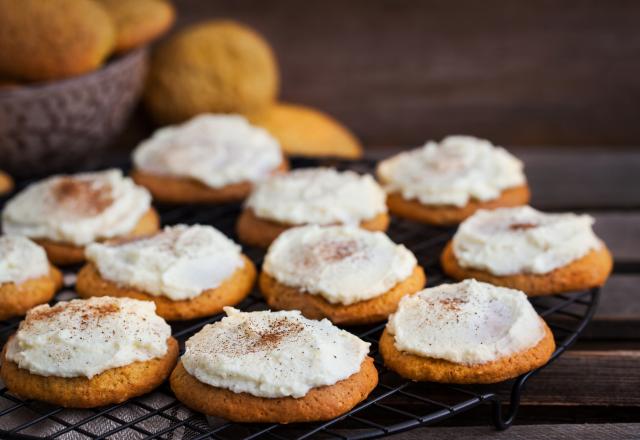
[77,225,256,320]
[96,0,175,53]
[170,308,377,423]
[259,225,426,324]
[0,171,13,195]
[441,206,613,296]
[144,20,278,124]
[380,280,555,384]
[0,0,115,81]
[0,236,62,320]
[1,169,159,265]
[237,168,389,248]
[1,297,178,407]
[131,114,287,204]
[377,136,529,226]
[249,103,363,159]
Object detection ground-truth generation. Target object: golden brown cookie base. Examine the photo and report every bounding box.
[259,265,426,325]
[1,337,179,408]
[440,241,613,296]
[0,171,13,195]
[236,209,390,248]
[379,322,555,384]
[0,266,63,320]
[131,161,288,204]
[98,0,175,53]
[170,356,378,423]
[385,185,531,226]
[76,256,256,321]
[33,208,161,266]
[248,103,363,159]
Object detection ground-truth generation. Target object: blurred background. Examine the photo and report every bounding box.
[169,0,640,148]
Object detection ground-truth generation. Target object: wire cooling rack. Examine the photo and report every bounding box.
[0,158,600,439]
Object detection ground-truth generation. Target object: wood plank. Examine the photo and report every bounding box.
[390,423,640,439]
[518,350,640,406]
[172,0,640,147]
[591,213,640,262]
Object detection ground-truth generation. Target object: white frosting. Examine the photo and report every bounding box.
[264,225,417,305]
[6,297,171,378]
[1,170,151,246]
[387,279,545,365]
[377,135,526,207]
[453,206,602,276]
[0,235,50,285]
[133,114,283,188]
[246,168,387,225]
[182,308,370,398]
[85,225,245,301]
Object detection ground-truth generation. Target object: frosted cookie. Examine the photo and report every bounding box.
[380,279,555,384]
[0,170,13,195]
[1,297,178,408]
[237,168,389,248]
[260,225,426,325]
[77,224,256,320]
[441,206,613,296]
[1,169,159,265]
[170,308,377,423]
[0,235,62,320]
[377,136,529,226]
[132,114,287,204]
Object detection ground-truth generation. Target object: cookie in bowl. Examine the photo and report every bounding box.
[77,224,256,320]
[379,279,555,384]
[260,225,426,325]
[0,297,178,408]
[441,206,613,296]
[0,170,13,195]
[1,169,159,265]
[0,235,62,320]
[132,114,287,204]
[237,167,389,248]
[170,308,378,423]
[376,135,529,226]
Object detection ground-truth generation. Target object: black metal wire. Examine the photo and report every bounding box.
[0,159,600,439]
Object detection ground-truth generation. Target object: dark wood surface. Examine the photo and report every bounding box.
[169,0,640,147]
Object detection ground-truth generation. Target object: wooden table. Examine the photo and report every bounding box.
[363,147,639,438]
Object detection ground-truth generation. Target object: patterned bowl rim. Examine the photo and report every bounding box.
[0,47,148,98]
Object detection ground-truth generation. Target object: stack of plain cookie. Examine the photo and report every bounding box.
[0,130,612,425]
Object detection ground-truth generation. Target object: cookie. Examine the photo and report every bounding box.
[237,208,390,248]
[170,308,377,423]
[1,336,178,408]
[260,266,425,325]
[377,136,528,225]
[0,171,13,195]
[34,207,160,265]
[76,256,256,320]
[380,280,555,384]
[0,266,62,321]
[131,163,287,204]
[386,185,530,226]
[144,20,279,124]
[96,0,175,53]
[259,224,425,325]
[441,241,613,296]
[171,357,377,423]
[441,206,613,295]
[379,323,554,384]
[1,297,177,408]
[0,0,115,81]
[249,103,363,159]
[131,114,287,204]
